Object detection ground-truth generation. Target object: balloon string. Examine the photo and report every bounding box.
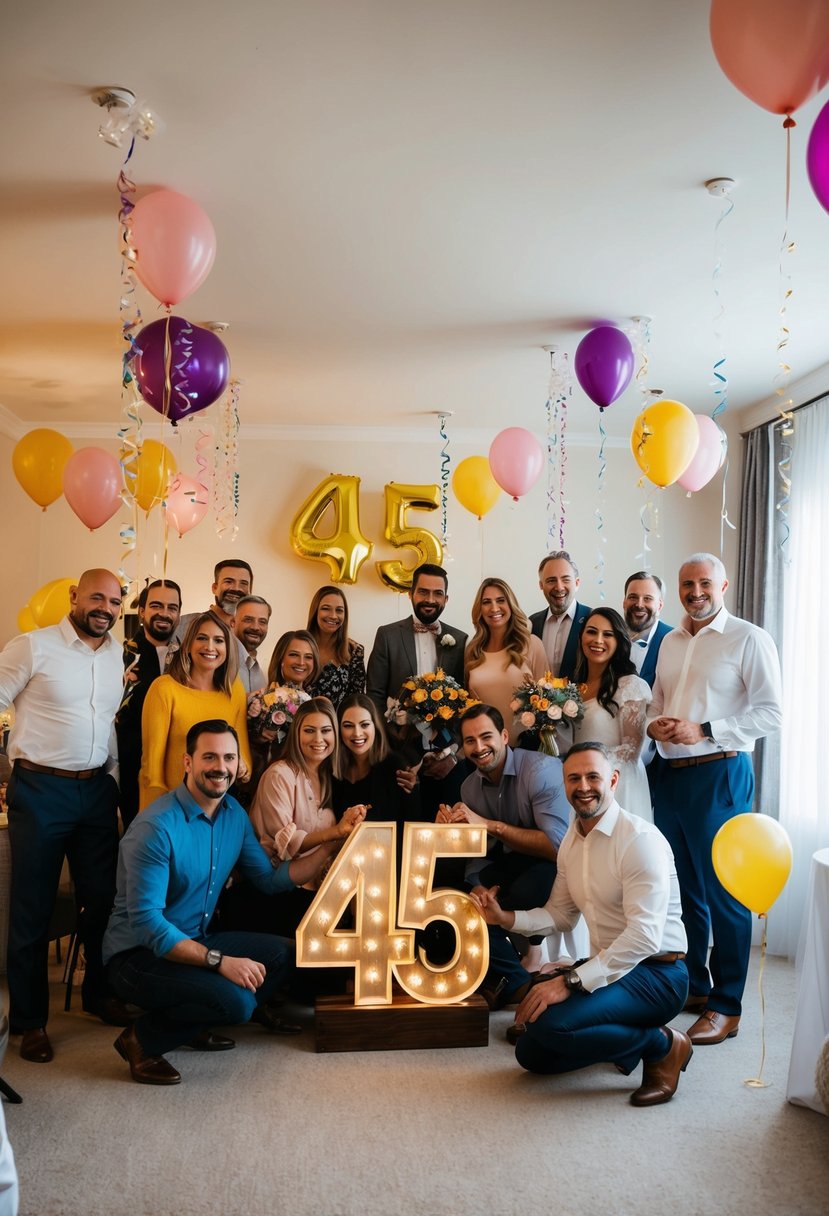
[215,380,241,541]
[711,193,734,421]
[172,318,194,423]
[437,413,451,560]
[546,349,571,548]
[545,387,556,551]
[594,412,606,600]
[743,914,769,1088]
[774,118,797,562]
[116,134,142,599]
[719,456,737,554]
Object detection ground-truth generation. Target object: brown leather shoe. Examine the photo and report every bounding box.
[20,1027,53,1063]
[505,1021,527,1045]
[687,1010,740,1045]
[249,1006,302,1035]
[114,1025,181,1085]
[683,994,708,1013]
[187,1030,236,1051]
[84,995,139,1026]
[630,1027,693,1107]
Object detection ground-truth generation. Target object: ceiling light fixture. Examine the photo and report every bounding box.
[91,85,162,147]
[705,177,736,197]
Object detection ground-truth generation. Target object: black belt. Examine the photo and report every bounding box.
[668,752,737,769]
[16,758,104,781]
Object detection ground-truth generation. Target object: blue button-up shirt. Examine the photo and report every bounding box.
[103,782,295,962]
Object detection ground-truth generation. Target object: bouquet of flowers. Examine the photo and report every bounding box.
[511,673,586,756]
[386,669,479,744]
[247,684,310,745]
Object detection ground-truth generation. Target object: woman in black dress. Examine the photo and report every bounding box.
[306,586,365,709]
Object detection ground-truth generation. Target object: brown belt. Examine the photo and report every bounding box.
[668,751,738,769]
[16,758,104,781]
[646,952,686,964]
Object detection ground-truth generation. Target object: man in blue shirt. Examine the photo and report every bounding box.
[436,704,569,1005]
[103,718,337,1086]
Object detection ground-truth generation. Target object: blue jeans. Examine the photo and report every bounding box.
[515,959,689,1076]
[108,931,293,1056]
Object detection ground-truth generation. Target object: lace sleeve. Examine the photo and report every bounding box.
[611,677,652,765]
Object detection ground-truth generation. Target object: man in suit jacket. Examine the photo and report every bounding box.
[623,571,672,689]
[530,552,591,680]
[115,579,182,829]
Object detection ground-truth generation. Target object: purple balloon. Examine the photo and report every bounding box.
[574,325,635,409]
[134,316,230,423]
[808,98,829,214]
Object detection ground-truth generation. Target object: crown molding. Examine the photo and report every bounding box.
[737,362,829,434]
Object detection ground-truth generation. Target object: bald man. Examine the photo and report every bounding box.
[0,569,129,1063]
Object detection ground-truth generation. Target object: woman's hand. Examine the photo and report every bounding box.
[338,804,368,837]
[395,765,418,794]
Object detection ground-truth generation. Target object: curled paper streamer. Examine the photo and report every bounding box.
[437,413,451,560]
[545,350,572,549]
[214,380,241,541]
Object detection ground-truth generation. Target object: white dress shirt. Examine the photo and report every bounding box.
[0,617,123,769]
[512,800,686,992]
[629,620,658,675]
[542,603,575,674]
[412,618,439,675]
[647,607,782,758]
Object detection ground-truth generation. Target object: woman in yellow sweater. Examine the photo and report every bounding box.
[138,613,251,809]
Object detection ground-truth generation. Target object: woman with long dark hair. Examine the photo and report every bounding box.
[305,586,366,709]
[571,607,652,821]
[333,693,421,838]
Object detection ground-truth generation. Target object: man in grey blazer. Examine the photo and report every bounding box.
[529,552,591,680]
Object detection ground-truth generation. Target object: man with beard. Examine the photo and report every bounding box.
[647,554,782,1046]
[530,551,591,679]
[105,720,338,1085]
[439,704,568,1006]
[115,580,182,829]
[231,595,272,694]
[0,569,129,1062]
[622,571,672,689]
[475,743,692,1107]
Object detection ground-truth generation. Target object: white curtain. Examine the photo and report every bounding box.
[767,400,829,957]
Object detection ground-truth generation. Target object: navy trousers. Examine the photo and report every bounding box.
[515,958,688,1076]
[108,930,293,1056]
[653,753,754,1016]
[6,764,119,1031]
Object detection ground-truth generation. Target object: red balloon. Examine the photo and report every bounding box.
[63,448,122,531]
[130,190,216,307]
[710,0,829,116]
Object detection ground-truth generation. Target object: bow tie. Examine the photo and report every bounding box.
[413,622,440,635]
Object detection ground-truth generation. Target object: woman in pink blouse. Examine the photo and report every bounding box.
[249,697,365,937]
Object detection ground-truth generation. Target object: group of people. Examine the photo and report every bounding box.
[0,546,781,1109]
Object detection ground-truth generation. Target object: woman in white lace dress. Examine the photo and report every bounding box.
[570,608,653,821]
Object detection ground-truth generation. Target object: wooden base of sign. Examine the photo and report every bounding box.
[314,991,490,1053]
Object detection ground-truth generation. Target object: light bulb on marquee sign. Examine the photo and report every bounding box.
[296,822,490,1006]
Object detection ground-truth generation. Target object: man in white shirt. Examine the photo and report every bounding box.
[622,571,672,689]
[232,595,271,694]
[0,569,129,1064]
[646,553,782,1046]
[529,552,591,679]
[476,742,692,1107]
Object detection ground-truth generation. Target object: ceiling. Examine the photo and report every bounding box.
[2,0,829,441]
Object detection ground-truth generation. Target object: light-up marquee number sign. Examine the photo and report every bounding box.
[289,476,442,589]
[296,822,490,1006]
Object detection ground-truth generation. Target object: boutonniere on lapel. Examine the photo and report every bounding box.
[439,633,455,648]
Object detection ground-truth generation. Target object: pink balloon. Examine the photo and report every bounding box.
[488,428,544,501]
[677,416,727,493]
[710,0,829,116]
[165,474,209,538]
[129,190,216,307]
[62,448,122,531]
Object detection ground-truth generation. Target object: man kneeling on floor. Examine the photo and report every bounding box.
[103,718,345,1086]
[474,742,693,1107]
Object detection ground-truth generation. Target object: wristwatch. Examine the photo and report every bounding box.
[563,968,584,993]
[205,948,223,970]
[701,721,716,742]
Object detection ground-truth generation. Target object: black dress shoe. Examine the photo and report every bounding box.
[84,996,139,1026]
[250,1005,302,1035]
[187,1030,236,1051]
[20,1027,53,1063]
[114,1025,181,1085]
[505,1021,527,1045]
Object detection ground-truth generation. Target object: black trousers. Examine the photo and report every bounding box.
[6,764,119,1031]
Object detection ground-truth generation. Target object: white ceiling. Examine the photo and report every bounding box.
[2,0,829,441]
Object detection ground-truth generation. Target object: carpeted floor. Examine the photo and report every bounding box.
[1,948,827,1216]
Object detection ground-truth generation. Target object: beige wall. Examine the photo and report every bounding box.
[1,424,733,653]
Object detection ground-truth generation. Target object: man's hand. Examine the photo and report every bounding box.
[515,976,570,1023]
[395,765,418,794]
[439,801,485,825]
[648,716,705,745]
[647,716,678,742]
[219,956,266,991]
[469,885,513,929]
[420,751,457,781]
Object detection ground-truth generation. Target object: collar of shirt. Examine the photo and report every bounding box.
[678,605,729,637]
[174,779,229,823]
[574,797,621,839]
[545,601,576,627]
[483,745,516,786]
[58,614,116,653]
[630,620,658,646]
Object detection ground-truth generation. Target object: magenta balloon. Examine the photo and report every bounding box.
[677,416,727,493]
[165,474,209,538]
[574,326,635,409]
[134,317,230,423]
[488,427,544,500]
[807,99,829,213]
[130,189,216,307]
[62,448,122,531]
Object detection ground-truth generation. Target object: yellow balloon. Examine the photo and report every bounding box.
[126,439,177,513]
[452,455,502,518]
[12,429,74,510]
[28,578,76,628]
[17,606,37,633]
[630,399,699,488]
[712,813,793,914]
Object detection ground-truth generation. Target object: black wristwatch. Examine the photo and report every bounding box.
[563,968,584,993]
[205,948,223,970]
[701,721,716,742]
